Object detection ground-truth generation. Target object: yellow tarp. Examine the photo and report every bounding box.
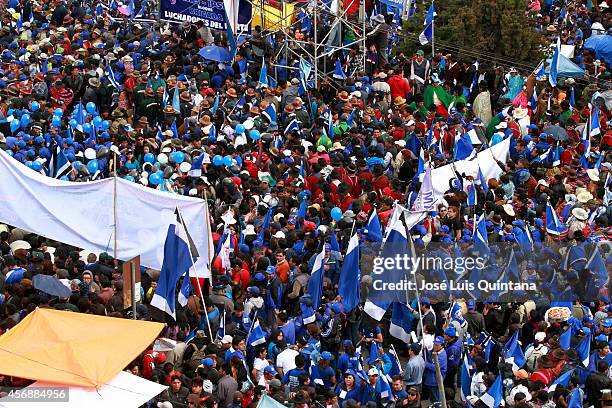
[0,308,164,388]
[252,2,295,30]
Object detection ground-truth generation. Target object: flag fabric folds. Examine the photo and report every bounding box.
[308,245,326,310]
[338,234,361,313]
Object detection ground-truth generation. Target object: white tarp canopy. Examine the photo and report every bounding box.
[0,149,212,275]
[0,371,167,408]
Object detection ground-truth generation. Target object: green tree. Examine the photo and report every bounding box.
[399,0,544,66]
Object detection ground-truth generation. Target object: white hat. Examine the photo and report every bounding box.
[503,204,516,216]
[534,332,546,342]
[373,14,385,23]
[368,367,379,376]
[587,168,600,182]
[577,191,594,203]
[273,231,286,239]
[243,224,257,236]
[406,120,416,126]
[496,122,508,129]
[221,335,233,344]
[10,240,31,252]
[572,207,588,221]
[395,140,407,147]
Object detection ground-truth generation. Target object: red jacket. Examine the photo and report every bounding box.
[387,75,411,100]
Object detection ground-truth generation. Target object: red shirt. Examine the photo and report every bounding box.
[387,75,411,100]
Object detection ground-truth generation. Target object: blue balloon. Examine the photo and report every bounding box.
[69,119,77,128]
[173,151,185,164]
[83,123,92,134]
[101,120,110,130]
[100,131,110,139]
[6,150,13,156]
[86,102,97,114]
[17,140,26,148]
[249,130,261,140]
[25,160,33,168]
[125,175,136,182]
[223,155,233,167]
[235,124,245,134]
[212,155,223,166]
[92,116,103,128]
[75,160,82,168]
[30,101,40,112]
[54,108,64,117]
[30,161,42,171]
[149,173,162,185]
[60,175,69,181]
[20,114,31,128]
[331,207,343,222]
[144,153,155,163]
[52,116,61,128]
[87,159,99,173]
[10,119,20,133]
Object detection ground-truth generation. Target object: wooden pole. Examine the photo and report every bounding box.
[433,351,448,408]
[113,154,118,262]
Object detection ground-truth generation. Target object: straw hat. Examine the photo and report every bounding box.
[576,191,594,203]
[587,168,600,182]
[571,207,588,221]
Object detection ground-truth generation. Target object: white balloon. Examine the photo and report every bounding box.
[179,162,191,173]
[84,148,96,160]
[157,153,169,164]
[243,119,254,130]
[139,177,148,185]
[141,171,149,178]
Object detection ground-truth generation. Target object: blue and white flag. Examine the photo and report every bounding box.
[467,183,477,207]
[577,334,591,366]
[284,118,301,135]
[258,58,268,88]
[546,200,567,236]
[418,1,435,45]
[172,82,181,113]
[549,37,561,87]
[548,368,575,392]
[460,354,473,401]
[262,104,277,124]
[178,273,191,307]
[590,104,601,136]
[548,142,561,166]
[308,245,326,310]
[333,60,347,80]
[106,64,121,89]
[248,318,267,346]
[51,146,71,179]
[569,87,575,110]
[217,308,226,341]
[480,375,503,408]
[454,133,476,160]
[503,331,526,371]
[366,211,383,242]
[413,164,437,211]
[235,95,245,111]
[338,234,361,313]
[330,229,342,259]
[477,167,489,193]
[472,213,489,252]
[390,302,412,343]
[151,209,198,320]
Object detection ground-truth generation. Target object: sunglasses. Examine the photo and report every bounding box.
[408,393,417,397]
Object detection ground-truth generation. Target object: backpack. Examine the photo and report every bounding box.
[526,344,547,371]
[189,343,208,366]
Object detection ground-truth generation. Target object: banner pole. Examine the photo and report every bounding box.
[113,154,118,262]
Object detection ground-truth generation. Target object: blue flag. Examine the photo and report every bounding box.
[389,302,413,343]
[333,60,347,80]
[567,388,582,408]
[549,38,561,87]
[454,133,476,160]
[172,82,181,113]
[308,245,326,310]
[418,1,435,44]
[559,326,572,350]
[477,166,489,193]
[503,331,526,371]
[171,119,179,139]
[366,211,383,242]
[460,354,473,401]
[150,209,197,320]
[338,234,361,313]
[480,375,503,408]
[577,334,591,366]
[546,201,567,237]
[262,104,277,124]
[259,58,268,87]
[248,318,267,346]
[548,368,575,392]
[297,196,308,219]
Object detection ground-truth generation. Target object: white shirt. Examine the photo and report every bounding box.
[276,348,299,374]
[253,357,269,383]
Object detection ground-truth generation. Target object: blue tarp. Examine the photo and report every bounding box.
[585,35,612,66]
[545,53,586,78]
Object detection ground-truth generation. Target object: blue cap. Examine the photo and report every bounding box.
[603,318,612,327]
[247,286,260,296]
[434,336,445,346]
[343,339,353,347]
[581,327,591,334]
[201,357,214,367]
[583,315,594,323]
[421,297,430,306]
[321,351,334,361]
[325,243,331,251]
[264,365,278,375]
[467,299,476,309]
[265,265,276,274]
[444,326,457,337]
[596,334,608,342]
[328,302,341,314]
[254,273,266,281]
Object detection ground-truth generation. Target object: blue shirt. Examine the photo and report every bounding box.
[282,368,306,390]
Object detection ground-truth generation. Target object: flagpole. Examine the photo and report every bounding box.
[112,153,118,262]
[177,207,215,341]
[430,0,434,56]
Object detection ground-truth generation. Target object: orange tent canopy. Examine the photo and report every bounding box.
[0,308,164,388]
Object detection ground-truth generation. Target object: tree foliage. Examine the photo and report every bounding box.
[400,0,544,66]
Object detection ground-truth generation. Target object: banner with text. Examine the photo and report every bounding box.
[160,0,251,33]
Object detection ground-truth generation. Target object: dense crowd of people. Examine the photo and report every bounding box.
[0,0,611,407]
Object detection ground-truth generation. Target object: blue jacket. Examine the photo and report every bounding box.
[423,349,447,387]
[445,339,463,371]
